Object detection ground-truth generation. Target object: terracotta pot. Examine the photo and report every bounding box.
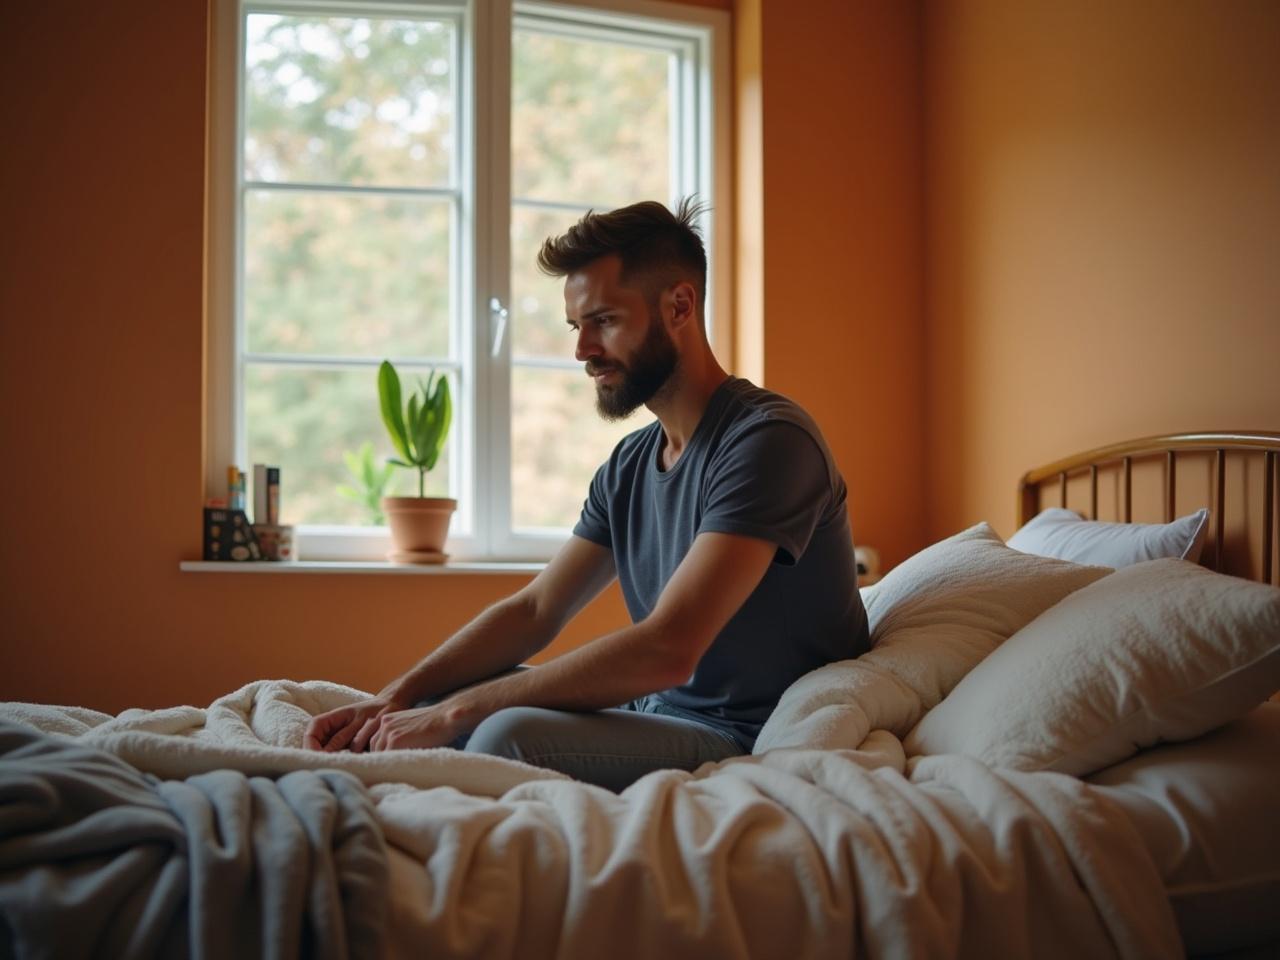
[381,497,457,563]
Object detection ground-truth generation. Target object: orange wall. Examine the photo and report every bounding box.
[1,0,928,713]
[744,0,927,571]
[12,0,1275,712]
[0,1,629,713]
[924,0,1280,540]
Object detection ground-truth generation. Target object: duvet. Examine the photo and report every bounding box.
[0,677,1181,959]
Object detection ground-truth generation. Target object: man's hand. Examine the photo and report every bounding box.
[304,693,404,753]
[368,703,471,752]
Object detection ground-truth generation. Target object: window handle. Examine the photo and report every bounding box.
[489,297,509,357]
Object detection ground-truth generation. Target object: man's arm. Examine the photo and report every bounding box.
[304,535,617,751]
[367,531,777,751]
[383,535,618,705]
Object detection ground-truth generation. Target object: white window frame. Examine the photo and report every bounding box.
[207,0,730,562]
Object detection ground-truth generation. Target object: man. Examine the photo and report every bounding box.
[305,199,869,791]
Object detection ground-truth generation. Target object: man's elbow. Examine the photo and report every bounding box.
[502,589,559,650]
[639,616,710,689]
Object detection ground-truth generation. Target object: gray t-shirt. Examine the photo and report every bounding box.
[573,376,869,749]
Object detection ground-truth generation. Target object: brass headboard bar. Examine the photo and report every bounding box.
[1265,451,1275,584]
[1018,431,1280,529]
[1214,449,1225,572]
[1123,456,1132,523]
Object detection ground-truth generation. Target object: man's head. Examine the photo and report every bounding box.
[537,199,708,420]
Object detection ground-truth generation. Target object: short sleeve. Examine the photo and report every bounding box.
[699,421,834,565]
[572,459,613,549]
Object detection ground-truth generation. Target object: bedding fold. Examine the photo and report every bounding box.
[0,677,1183,959]
[373,735,1181,959]
[0,720,389,960]
[2,679,566,797]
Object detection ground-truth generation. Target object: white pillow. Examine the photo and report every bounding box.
[905,558,1280,776]
[752,523,1110,752]
[1086,704,1280,957]
[1007,506,1209,567]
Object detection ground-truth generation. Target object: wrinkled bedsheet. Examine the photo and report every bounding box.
[0,678,1183,959]
[0,720,387,960]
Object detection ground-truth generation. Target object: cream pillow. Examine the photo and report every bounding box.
[753,523,1110,752]
[905,559,1280,776]
[1086,704,1280,957]
[1007,506,1209,567]
[863,522,1112,706]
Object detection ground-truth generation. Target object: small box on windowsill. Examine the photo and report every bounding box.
[202,508,262,561]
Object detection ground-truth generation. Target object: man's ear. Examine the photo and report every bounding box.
[665,280,698,332]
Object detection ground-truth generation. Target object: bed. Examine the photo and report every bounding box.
[2,431,1278,959]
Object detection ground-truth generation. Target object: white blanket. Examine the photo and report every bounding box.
[0,680,565,797]
[1,676,1182,959]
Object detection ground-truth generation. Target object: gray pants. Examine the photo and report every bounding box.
[420,672,745,792]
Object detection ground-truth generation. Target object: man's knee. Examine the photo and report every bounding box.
[465,707,556,761]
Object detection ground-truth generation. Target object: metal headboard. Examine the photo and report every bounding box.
[1018,431,1280,584]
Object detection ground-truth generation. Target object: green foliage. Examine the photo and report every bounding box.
[378,360,452,498]
[337,442,395,524]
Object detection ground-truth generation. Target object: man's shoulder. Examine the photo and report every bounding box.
[708,379,844,494]
[718,378,828,449]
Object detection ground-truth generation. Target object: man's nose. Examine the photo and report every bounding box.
[574,328,600,363]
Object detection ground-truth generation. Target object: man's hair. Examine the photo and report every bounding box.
[536,198,708,311]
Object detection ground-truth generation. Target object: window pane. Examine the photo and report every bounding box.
[245,364,454,526]
[511,365,654,530]
[511,204,585,359]
[244,190,451,358]
[244,13,455,188]
[512,28,670,206]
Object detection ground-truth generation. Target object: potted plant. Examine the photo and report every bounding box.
[377,359,455,563]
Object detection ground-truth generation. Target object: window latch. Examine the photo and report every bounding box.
[489,297,509,357]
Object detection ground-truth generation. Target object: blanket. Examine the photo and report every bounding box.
[0,680,566,798]
[0,720,388,960]
[0,677,1183,959]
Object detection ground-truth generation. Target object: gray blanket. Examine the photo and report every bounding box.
[0,721,388,959]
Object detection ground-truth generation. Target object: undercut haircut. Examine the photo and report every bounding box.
[536,198,709,312]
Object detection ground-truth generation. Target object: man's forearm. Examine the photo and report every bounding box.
[383,592,557,706]
[440,617,693,728]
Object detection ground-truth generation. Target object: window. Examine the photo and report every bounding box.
[208,0,729,561]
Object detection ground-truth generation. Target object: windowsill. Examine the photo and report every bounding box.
[179,560,545,575]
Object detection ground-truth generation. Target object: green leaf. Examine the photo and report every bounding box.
[412,395,435,470]
[387,457,412,468]
[406,391,423,464]
[424,375,452,471]
[378,361,412,463]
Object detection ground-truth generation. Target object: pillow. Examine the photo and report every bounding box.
[1086,704,1280,956]
[905,558,1280,776]
[1007,506,1209,567]
[752,523,1110,752]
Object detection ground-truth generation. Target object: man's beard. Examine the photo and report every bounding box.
[586,316,678,422]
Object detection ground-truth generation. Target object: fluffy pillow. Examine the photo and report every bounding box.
[905,559,1280,776]
[752,523,1110,752]
[1086,704,1280,957]
[1008,506,1209,567]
